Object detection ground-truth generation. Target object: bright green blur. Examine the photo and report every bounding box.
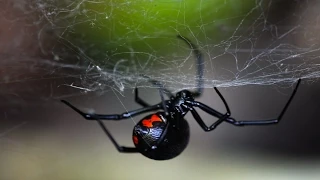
[57,0,257,63]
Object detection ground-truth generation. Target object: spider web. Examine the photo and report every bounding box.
[1,0,320,98]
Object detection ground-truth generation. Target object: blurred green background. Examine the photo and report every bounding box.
[47,0,257,68]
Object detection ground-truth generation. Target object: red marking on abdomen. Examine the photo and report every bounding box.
[133,135,139,145]
[142,114,162,128]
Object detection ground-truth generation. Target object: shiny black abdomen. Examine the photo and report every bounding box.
[132,112,190,160]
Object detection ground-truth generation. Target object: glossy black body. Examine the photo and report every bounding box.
[131,91,195,160]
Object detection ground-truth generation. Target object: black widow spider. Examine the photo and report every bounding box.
[61,35,302,160]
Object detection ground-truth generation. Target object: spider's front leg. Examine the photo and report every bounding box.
[61,100,162,120]
[61,100,164,153]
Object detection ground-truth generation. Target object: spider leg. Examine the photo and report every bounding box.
[188,87,231,117]
[140,74,174,98]
[61,100,163,120]
[186,87,231,131]
[188,101,230,119]
[158,87,169,116]
[177,35,204,98]
[61,100,165,153]
[97,120,138,153]
[225,79,302,126]
[214,87,231,114]
[189,107,230,132]
[135,87,150,107]
[190,79,301,126]
[139,74,172,115]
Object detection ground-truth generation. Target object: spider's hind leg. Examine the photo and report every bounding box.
[177,35,204,98]
[96,120,138,153]
[135,87,150,107]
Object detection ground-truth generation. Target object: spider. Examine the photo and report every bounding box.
[61,35,302,160]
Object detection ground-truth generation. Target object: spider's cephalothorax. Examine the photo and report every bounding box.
[170,90,195,116]
[61,35,302,161]
[132,112,189,160]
